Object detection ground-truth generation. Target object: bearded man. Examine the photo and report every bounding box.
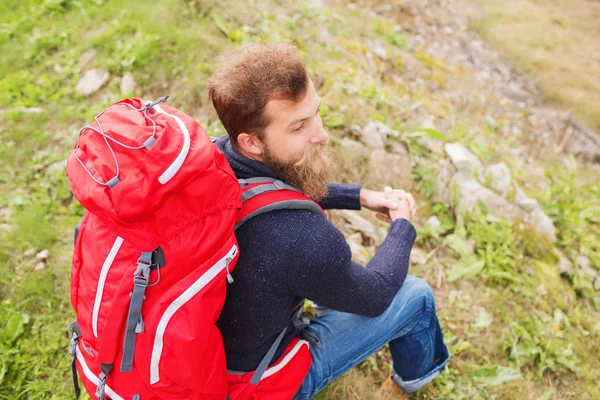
[208,43,449,399]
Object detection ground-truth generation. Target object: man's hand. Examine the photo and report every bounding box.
[360,187,417,223]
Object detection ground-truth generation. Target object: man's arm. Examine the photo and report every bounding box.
[317,183,362,210]
[286,213,416,317]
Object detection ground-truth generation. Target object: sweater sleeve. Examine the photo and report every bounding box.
[286,215,417,317]
[316,183,362,210]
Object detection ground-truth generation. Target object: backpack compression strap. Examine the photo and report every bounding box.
[233,178,325,385]
[235,178,326,231]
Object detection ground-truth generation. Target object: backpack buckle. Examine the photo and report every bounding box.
[95,372,107,400]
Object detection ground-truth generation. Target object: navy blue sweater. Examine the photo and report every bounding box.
[214,137,417,371]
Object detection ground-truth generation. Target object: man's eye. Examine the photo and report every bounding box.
[293,124,304,132]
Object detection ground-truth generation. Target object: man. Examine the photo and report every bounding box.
[208,43,449,399]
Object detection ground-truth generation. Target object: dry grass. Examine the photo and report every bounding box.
[471,0,600,132]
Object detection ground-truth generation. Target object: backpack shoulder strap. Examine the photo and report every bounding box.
[235,178,326,231]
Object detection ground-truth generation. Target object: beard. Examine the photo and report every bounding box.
[263,142,334,201]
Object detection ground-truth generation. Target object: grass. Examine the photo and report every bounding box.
[1,0,599,399]
[470,0,600,132]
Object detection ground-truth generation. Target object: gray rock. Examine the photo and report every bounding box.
[437,159,457,203]
[76,69,110,96]
[485,162,512,195]
[372,45,388,61]
[346,232,371,265]
[450,170,524,220]
[36,249,49,260]
[78,49,97,68]
[426,215,442,232]
[410,247,427,265]
[576,255,591,270]
[528,208,557,242]
[34,262,46,272]
[339,210,380,246]
[340,138,368,156]
[444,143,484,173]
[360,121,398,149]
[514,184,539,212]
[120,73,139,94]
[554,249,574,276]
[47,159,67,175]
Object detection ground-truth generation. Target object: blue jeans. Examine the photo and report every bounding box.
[293,275,449,399]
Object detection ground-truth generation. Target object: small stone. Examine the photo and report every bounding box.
[78,49,97,67]
[359,121,399,149]
[554,249,574,276]
[444,143,484,173]
[581,264,598,281]
[0,207,10,222]
[426,215,442,231]
[514,184,539,212]
[120,73,139,94]
[410,247,426,265]
[76,69,110,96]
[484,162,512,195]
[36,249,49,260]
[372,45,388,61]
[346,232,371,265]
[340,138,368,156]
[47,159,67,175]
[576,255,591,270]
[34,262,46,272]
[24,248,36,257]
[529,208,557,242]
[339,210,381,246]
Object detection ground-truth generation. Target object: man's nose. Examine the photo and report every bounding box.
[311,125,329,145]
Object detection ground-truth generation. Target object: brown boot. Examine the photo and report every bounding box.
[376,376,412,399]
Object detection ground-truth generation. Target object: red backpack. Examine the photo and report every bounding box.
[66,97,324,400]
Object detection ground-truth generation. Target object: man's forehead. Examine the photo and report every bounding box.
[265,90,319,126]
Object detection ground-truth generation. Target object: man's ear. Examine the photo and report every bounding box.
[237,133,265,161]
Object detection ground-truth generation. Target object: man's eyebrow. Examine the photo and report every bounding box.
[286,98,322,130]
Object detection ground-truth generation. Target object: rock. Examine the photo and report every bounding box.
[595,277,600,291]
[78,49,97,68]
[390,140,409,155]
[579,262,598,281]
[528,208,557,242]
[410,247,427,265]
[346,232,371,265]
[340,138,368,156]
[554,249,574,276]
[24,248,36,257]
[76,69,110,96]
[450,170,523,219]
[0,207,10,222]
[34,262,46,272]
[576,255,591,270]
[444,143,484,173]
[426,215,442,232]
[419,137,444,155]
[36,249,49,260]
[339,210,381,246]
[360,121,398,149]
[120,73,139,94]
[437,159,457,203]
[368,149,413,190]
[514,184,539,212]
[0,107,43,114]
[372,45,388,61]
[484,162,512,195]
[46,159,67,175]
